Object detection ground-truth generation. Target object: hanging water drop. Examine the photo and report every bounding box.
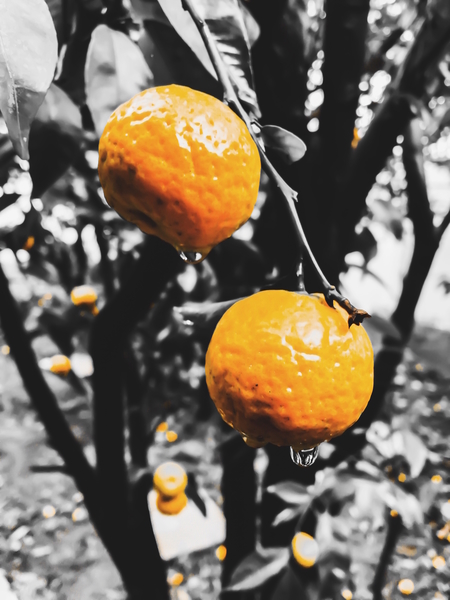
[179,250,205,265]
[290,446,319,467]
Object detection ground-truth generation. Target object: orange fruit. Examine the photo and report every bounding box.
[205,291,374,450]
[153,462,188,498]
[98,85,261,261]
[398,579,414,595]
[70,285,99,314]
[156,491,188,515]
[292,532,319,567]
[49,355,71,376]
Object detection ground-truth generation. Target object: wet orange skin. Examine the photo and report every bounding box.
[98,85,261,258]
[205,291,374,450]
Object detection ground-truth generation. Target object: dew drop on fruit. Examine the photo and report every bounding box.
[290,446,319,467]
[179,251,205,265]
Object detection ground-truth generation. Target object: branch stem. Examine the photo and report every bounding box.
[181,0,368,325]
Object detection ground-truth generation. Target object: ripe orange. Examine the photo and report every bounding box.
[98,85,261,260]
[205,291,374,450]
[153,462,188,498]
[70,285,99,315]
[292,532,319,567]
[156,491,188,515]
[49,355,71,376]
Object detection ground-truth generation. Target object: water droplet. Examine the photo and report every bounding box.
[290,446,319,467]
[179,250,205,264]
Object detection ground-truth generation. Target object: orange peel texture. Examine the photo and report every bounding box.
[98,85,261,259]
[205,291,374,450]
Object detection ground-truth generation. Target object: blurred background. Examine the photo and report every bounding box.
[0,0,449,599]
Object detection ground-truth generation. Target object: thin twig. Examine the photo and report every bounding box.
[181,0,369,326]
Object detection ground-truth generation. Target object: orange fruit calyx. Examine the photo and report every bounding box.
[205,290,374,450]
[98,85,261,260]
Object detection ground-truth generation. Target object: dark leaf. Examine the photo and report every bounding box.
[366,314,402,341]
[29,84,84,198]
[261,125,307,165]
[173,298,240,334]
[85,25,154,137]
[45,0,77,47]
[156,0,261,117]
[55,2,103,105]
[139,12,221,98]
[225,547,290,592]
[271,566,311,600]
[0,0,58,158]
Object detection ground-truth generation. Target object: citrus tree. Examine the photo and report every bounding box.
[0,0,449,599]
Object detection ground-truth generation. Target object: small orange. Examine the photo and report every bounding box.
[98,85,261,260]
[205,291,373,450]
[398,579,414,595]
[156,491,188,515]
[70,285,99,315]
[49,355,71,376]
[153,462,188,498]
[292,532,319,567]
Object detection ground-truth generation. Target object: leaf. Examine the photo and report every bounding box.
[0,0,58,159]
[261,125,307,165]
[225,547,290,592]
[29,83,83,198]
[156,0,261,117]
[266,481,310,506]
[366,314,402,340]
[173,298,240,334]
[381,481,423,529]
[272,506,303,528]
[138,13,221,97]
[394,430,428,479]
[85,25,154,137]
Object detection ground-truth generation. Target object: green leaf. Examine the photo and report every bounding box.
[85,25,154,138]
[225,547,290,592]
[261,125,307,165]
[0,0,58,159]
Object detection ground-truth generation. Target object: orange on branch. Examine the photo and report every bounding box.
[98,85,261,260]
[205,291,373,450]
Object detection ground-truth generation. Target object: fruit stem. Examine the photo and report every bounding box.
[181,0,369,326]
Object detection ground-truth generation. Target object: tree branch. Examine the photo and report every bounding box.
[315,0,370,279]
[90,236,181,599]
[372,510,403,600]
[90,236,182,501]
[0,263,96,497]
